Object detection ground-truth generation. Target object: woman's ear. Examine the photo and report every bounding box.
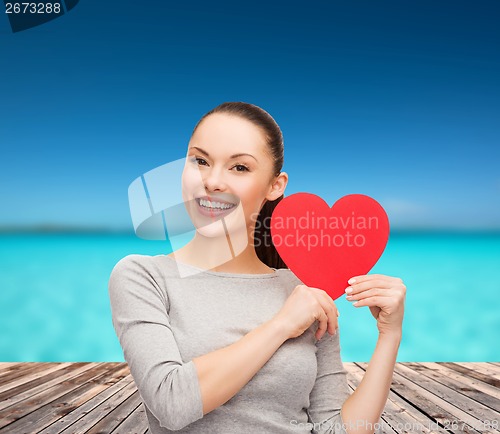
[266,171,288,201]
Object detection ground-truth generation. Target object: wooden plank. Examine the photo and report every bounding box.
[58,380,138,434]
[359,362,484,434]
[0,363,98,411]
[39,374,134,434]
[0,363,116,430]
[9,365,128,434]
[0,363,60,387]
[0,362,497,434]
[2,364,130,434]
[403,362,500,413]
[86,391,143,434]
[0,363,35,378]
[350,363,439,433]
[453,363,500,380]
[392,362,495,433]
[0,362,72,394]
[111,402,148,434]
[440,363,500,389]
[419,363,500,401]
[0,364,22,375]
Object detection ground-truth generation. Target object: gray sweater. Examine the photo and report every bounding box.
[108,254,351,433]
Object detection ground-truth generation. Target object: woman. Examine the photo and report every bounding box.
[108,102,406,434]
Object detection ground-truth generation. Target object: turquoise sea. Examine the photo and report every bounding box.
[0,231,499,362]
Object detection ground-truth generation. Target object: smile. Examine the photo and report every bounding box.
[197,198,236,210]
[195,197,238,217]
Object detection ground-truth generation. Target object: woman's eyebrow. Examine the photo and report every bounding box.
[189,146,258,162]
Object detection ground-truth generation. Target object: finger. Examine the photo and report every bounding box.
[311,290,339,334]
[348,274,404,286]
[351,295,387,308]
[315,309,329,340]
[307,287,339,335]
[346,287,398,303]
[348,273,393,285]
[345,287,386,302]
[310,287,338,313]
[345,278,393,295]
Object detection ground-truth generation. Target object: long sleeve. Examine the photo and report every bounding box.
[108,254,204,431]
[307,327,350,434]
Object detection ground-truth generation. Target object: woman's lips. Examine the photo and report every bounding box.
[195,197,237,218]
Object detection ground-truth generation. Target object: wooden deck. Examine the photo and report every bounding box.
[0,362,498,433]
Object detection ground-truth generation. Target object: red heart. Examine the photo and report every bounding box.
[270,193,390,300]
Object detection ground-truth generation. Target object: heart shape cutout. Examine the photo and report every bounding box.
[270,193,390,300]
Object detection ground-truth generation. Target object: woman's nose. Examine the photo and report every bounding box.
[203,169,227,192]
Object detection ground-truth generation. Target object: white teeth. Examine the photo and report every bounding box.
[199,198,235,210]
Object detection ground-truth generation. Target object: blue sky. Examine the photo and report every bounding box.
[1,0,499,230]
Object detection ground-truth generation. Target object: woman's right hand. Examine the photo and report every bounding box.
[273,284,340,340]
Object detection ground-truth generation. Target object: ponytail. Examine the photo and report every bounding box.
[254,194,288,269]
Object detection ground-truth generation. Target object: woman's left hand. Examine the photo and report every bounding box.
[344,274,406,337]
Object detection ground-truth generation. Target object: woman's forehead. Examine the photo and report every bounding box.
[191,114,268,157]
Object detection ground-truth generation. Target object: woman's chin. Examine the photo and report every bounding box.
[195,219,246,239]
[195,223,227,238]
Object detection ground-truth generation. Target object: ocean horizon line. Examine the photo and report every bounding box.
[0,224,499,235]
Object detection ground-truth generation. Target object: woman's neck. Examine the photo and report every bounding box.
[167,232,274,274]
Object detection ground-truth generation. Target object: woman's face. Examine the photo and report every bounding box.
[182,113,282,239]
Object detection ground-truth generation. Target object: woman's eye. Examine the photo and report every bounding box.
[190,157,208,166]
[233,164,249,172]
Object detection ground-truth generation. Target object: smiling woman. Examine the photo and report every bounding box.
[177,107,288,272]
[109,102,399,434]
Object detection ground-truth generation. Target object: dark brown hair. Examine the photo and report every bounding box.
[191,101,288,269]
